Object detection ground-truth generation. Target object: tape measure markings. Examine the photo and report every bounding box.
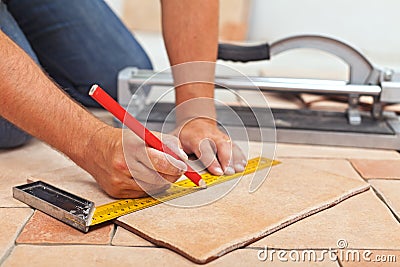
[91,157,279,226]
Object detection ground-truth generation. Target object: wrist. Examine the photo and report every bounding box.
[73,124,119,169]
[175,97,217,126]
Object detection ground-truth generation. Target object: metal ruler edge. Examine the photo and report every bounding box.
[90,156,280,226]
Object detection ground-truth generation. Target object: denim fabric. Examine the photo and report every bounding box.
[0,1,35,148]
[7,0,152,106]
[0,0,152,148]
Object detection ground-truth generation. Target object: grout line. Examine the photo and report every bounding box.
[336,258,345,267]
[369,186,400,223]
[0,208,35,265]
[109,224,118,245]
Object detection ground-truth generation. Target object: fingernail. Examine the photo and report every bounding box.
[214,167,224,175]
[225,166,235,175]
[242,159,247,165]
[235,164,245,172]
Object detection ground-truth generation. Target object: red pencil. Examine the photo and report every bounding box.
[89,85,207,189]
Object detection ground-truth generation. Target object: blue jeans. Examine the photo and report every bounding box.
[0,0,152,148]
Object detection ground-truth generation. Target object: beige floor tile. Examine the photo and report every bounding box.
[275,143,400,160]
[3,245,338,267]
[0,139,73,207]
[0,208,32,261]
[350,159,400,179]
[369,179,400,218]
[307,100,347,112]
[116,162,369,264]
[16,211,113,245]
[339,250,400,267]
[279,158,363,181]
[262,92,305,109]
[112,226,155,247]
[30,165,114,206]
[250,191,400,249]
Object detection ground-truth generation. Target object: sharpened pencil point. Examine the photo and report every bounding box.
[199,179,207,189]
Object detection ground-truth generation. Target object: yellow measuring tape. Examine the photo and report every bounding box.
[90,157,280,226]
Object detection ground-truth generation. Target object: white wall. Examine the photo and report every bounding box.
[247,0,400,80]
[105,0,400,81]
[104,0,123,17]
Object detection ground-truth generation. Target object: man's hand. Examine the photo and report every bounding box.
[174,118,246,176]
[160,0,248,175]
[81,126,187,198]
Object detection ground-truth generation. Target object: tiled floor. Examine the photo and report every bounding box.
[1,107,400,266]
[1,137,399,266]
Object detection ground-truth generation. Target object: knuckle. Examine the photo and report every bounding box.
[112,156,128,172]
[109,176,125,189]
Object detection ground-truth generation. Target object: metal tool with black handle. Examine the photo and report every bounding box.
[117,34,400,150]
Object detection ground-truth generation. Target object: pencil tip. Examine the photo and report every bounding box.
[199,180,207,189]
[89,84,99,96]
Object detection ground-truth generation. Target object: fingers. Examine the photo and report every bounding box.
[215,139,235,175]
[232,144,247,172]
[214,139,247,175]
[140,147,187,176]
[196,138,224,176]
[127,160,177,185]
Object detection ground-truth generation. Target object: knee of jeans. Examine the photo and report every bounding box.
[0,120,32,149]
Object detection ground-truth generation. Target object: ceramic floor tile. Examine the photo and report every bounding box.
[30,165,114,206]
[112,159,362,249]
[250,190,400,250]
[116,162,369,264]
[3,245,338,267]
[275,143,400,160]
[278,159,363,182]
[0,139,73,207]
[262,92,305,109]
[307,100,348,112]
[339,250,400,267]
[0,208,32,261]
[16,211,113,245]
[369,179,400,219]
[112,227,155,247]
[350,159,400,179]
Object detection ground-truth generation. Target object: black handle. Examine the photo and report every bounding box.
[217,43,270,62]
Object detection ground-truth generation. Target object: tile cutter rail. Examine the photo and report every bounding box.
[118,35,400,150]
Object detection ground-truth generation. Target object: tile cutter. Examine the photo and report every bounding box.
[117,34,400,150]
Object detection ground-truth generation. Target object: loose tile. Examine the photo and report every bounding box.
[250,191,400,250]
[30,165,114,206]
[369,179,400,219]
[0,208,32,261]
[3,245,338,267]
[275,143,400,160]
[307,99,348,112]
[339,250,400,267]
[16,211,113,245]
[262,92,305,109]
[112,227,155,247]
[116,162,369,264]
[0,139,73,207]
[350,159,400,179]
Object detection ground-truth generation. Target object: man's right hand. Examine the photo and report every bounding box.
[80,126,187,198]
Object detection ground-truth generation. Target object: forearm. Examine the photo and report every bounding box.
[0,30,105,163]
[161,0,219,124]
